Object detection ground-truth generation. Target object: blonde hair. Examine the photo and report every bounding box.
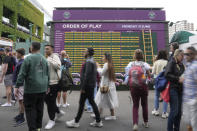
[173,49,184,69]
[61,50,66,57]
[173,49,184,58]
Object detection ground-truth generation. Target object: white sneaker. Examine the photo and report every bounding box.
[57,103,61,108]
[133,124,138,131]
[152,109,159,116]
[165,112,169,117]
[90,120,103,127]
[66,119,80,128]
[62,103,70,108]
[56,110,65,120]
[104,116,117,120]
[143,122,149,128]
[45,120,55,129]
[1,102,12,107]
[161,112,169,119]
[90,113,96,118]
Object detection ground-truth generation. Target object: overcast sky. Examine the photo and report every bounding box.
[39,0,197,29]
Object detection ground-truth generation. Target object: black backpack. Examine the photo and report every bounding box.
[59,68,73,88]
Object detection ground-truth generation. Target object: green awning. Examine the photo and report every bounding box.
[170,31,195,44]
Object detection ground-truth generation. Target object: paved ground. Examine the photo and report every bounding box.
[0,84,187,131]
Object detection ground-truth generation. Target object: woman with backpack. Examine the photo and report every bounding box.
[57,50,72,108]
[152,50,169,118]
[94,52,119,120]
[164,49,185,131]
[125,49,151,131]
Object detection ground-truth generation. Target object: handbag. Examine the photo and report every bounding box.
[161,82,170,103]
[155,70,168,92]
[100,81,110,94]
[60,69,73,87]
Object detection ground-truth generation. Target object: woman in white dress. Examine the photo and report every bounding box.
[95,52,119,120]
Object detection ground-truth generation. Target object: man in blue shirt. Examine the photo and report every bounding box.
[183,46,197,131]
[13,48,25,126]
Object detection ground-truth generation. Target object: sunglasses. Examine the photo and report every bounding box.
[184,53,193,56]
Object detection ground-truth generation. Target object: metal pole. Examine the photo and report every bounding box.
[29,23,33,44]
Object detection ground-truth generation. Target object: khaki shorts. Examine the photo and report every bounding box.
[14,87,24,100]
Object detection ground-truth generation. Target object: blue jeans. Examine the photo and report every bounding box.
[85,84,97,111]
[154,88,168,113]
[167,88,182,131]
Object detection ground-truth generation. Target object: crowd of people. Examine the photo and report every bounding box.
[0,41,196,131]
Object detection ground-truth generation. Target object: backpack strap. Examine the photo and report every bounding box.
[133,61,145,71]
[138,61,147,76]
[130,61,136,67]
[133,61,135,66]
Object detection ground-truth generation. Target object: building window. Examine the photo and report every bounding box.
[2,6,14,28]
[1,32,11,39]
[17,37,26,42]
[17,15,33,34]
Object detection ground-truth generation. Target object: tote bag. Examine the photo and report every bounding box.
[161,82,170,103]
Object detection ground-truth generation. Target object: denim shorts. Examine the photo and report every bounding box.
[4,74,13,87]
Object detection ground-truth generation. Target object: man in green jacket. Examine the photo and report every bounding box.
[16,42,49,131]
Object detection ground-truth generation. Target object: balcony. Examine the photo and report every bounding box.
[17,23,30,34]
[17,14,33,35]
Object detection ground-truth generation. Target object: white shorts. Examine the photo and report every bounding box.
[183,101,197,131]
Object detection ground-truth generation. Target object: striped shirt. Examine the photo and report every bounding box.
[183,60,197,102]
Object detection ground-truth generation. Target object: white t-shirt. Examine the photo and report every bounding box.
[24,53,32,59]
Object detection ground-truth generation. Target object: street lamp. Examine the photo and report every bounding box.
[29,23,34,43]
